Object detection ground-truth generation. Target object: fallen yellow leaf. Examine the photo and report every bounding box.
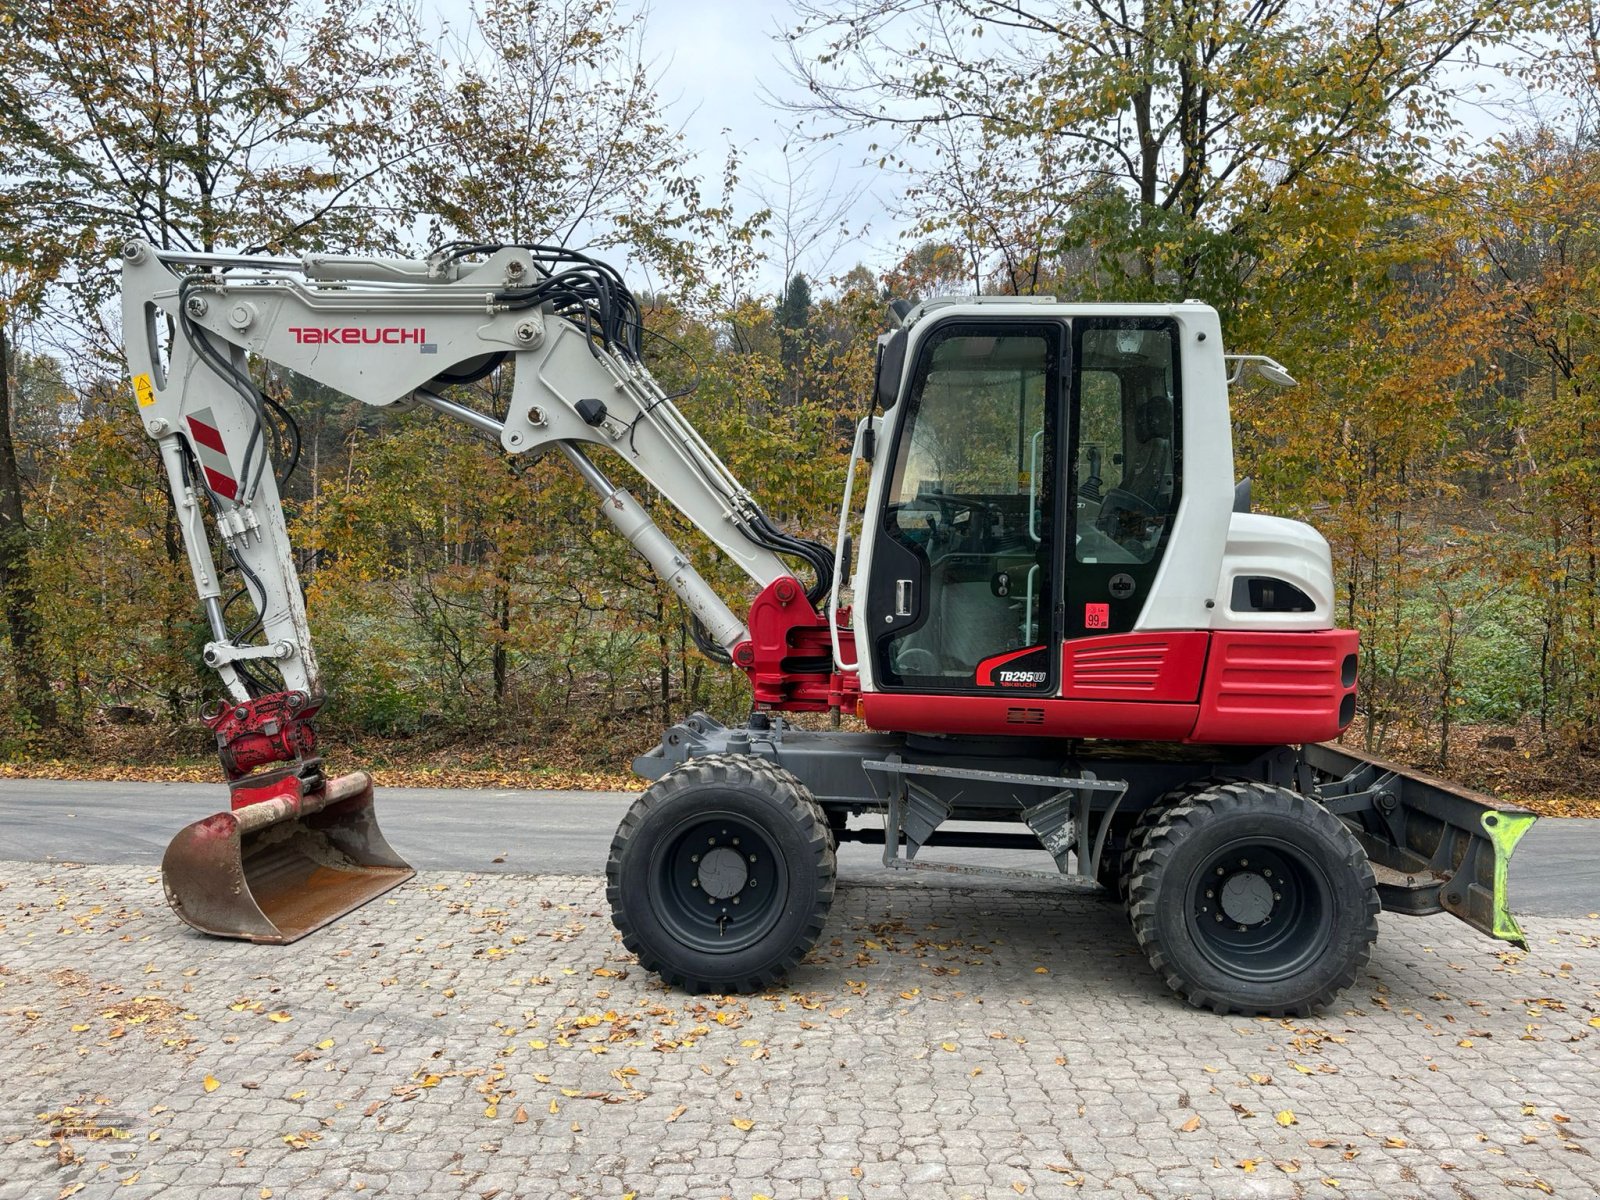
[1277,1111,1297,1127]
[1238,1159,1260,1173]
[1180,1115,1201,1133]
[940,1041,958,1052]
[667,1105,687,1123]
[732,1117,755,1131]
[549,1100,559,1115]
[202,1076,220,1093]
[514,1105,528,1124]
[266,1011,292,1023]
[316,1039,335,1050]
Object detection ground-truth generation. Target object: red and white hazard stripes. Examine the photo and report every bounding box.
[186,409,238,500]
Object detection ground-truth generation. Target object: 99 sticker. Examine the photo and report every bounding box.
[1084,602,1110,630]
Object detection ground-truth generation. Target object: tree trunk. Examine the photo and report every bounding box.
[0,323,58,729]
[493,573,510,708]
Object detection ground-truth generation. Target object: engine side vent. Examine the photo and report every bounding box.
[1230,575,1315,613]
[1006,707,1046,725]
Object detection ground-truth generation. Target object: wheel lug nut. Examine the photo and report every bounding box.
[732,838,740,846]
[732,897,740,905]
[691,879,699,888]
[691,854,699,863]
[749,879,757,888]
[708,837,716,845]
[1206,889,1214,898]
[708,896,716,904]
[1215,867,1225,876]
[1214,914,1223,922]
[1274,892,1282,901]
[748,854,757,863]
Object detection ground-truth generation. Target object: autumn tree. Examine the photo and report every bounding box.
[785,0,1538,301]
[0,0,415,732]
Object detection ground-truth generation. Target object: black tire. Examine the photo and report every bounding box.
[1127,782,1379,1017]
[606,754,836,993]
[1115,777,1225,903]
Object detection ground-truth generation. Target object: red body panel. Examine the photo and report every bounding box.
[1060,631,1209,701]
[1189,628,1359,745]
[857,629,1359,745]
[859,692,1201,739]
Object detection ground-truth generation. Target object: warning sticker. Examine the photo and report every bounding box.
[1084,602,1110,630]
[132,372,156,407]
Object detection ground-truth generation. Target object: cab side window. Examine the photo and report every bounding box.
[1074,325,1179,567]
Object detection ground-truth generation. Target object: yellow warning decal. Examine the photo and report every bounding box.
[133,372,156,407]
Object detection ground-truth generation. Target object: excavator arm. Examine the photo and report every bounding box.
[120,238,843,941]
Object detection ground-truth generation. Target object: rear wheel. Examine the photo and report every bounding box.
[607,754,835,993]
[1116,777,1224,902]
[1127,782,1379,1016]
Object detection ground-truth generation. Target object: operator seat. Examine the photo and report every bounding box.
[1122,391,1174,510]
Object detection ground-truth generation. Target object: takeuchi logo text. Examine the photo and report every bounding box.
[289,327,426,345]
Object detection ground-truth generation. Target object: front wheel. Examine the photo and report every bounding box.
[606,754,835,993]
[1127,782,1379,1016]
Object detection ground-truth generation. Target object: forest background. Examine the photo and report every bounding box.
[3,0,1599,812]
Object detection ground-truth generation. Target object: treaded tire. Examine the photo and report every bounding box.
[1115,777,1225,903]
[607,753,835,993]
[1127,781,1379,1017]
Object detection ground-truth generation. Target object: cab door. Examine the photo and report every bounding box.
[864,320,1065,695]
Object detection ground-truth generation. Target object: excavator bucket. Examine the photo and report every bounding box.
[161,771,414,944]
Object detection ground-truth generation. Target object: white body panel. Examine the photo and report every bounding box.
[1208,513,1337,631]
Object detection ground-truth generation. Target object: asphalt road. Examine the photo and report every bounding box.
[2,777,1597,915]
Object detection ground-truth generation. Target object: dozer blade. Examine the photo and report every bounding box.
[161,771,414,944]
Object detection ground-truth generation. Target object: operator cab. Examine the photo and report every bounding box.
[862,306,1182,697]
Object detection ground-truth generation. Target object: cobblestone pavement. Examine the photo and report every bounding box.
[2,862,1598,1200]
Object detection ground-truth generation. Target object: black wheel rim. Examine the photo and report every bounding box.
[1185,836,1333,983]
[645,809,790,955]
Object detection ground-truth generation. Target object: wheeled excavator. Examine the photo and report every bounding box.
[120,239,1536,1016]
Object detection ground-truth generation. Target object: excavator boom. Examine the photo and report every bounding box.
[121,238,831,942]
